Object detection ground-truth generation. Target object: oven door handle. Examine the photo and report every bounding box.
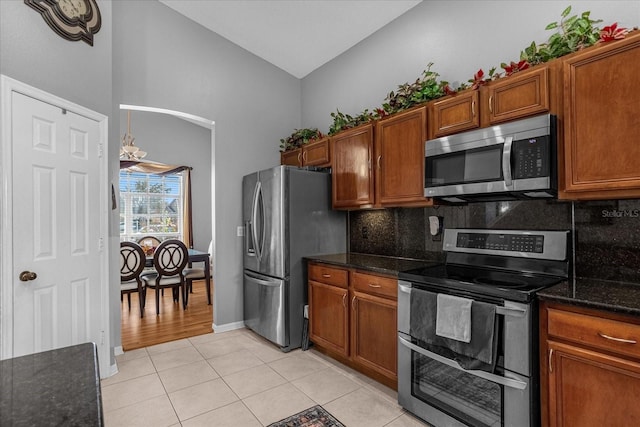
[398,284,412,294]
[398,336,528,390]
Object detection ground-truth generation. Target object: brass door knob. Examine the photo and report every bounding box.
[19,271,37,282]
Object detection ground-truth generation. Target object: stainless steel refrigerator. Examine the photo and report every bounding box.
[243,166,346,351]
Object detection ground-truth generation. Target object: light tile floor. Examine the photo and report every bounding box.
[101,328,432,427]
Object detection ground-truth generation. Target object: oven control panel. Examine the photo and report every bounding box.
[456,232,544,253]
[443,228,569,261]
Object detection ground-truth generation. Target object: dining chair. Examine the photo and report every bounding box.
[184,240,213,305]
[137,235,162,256]
[142,239,189,315]
[120,242,147,318]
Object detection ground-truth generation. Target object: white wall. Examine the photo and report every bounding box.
[113,1,302,330]
[301,0,640,131]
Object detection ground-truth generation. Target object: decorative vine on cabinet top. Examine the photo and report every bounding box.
[558,31,640,200]
[540,301,640,427]
[280,137,330,168]
[331,106,432,210]
[308,262,398,389]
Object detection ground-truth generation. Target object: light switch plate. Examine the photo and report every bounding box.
[237,226,245,237]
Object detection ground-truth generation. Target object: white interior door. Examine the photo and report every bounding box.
[10,91,103,357]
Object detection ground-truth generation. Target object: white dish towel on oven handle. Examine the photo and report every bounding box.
[435,294,472,343]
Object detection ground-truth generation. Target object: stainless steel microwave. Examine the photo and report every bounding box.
[424,114,557,203]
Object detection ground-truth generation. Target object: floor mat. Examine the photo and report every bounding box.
[267,405,345,427]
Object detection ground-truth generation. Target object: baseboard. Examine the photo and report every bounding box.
[114,345,124,356]
[213,320,245,333]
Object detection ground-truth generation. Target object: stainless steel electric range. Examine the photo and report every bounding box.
[398,228,570,427]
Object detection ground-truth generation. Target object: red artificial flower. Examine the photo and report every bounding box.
[599,23,628,42]
[375,108,388,118]
[443,84,457,96]
[503,60,531,76]
[471,69,486,90]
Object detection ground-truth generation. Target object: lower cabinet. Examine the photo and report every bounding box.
[540,302,640,427]
[308,262,398,388]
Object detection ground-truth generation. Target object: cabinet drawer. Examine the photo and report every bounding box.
[547,308,640,360]
[308,263,348,288]
[351,271,397,299]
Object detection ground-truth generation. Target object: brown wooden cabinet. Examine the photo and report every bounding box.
[428,90,479,139]
[480,63,557,127]
[308,263,349,357]
[375,106,431,207]
[280,138,331,168]
[308,262,398,388]
[559,32,640,200]
[350,271,397,382]
[330,124,375,209]
[540,301,640,427]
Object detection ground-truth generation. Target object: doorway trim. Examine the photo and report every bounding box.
[0,75,110,376]
[119,104,216,332]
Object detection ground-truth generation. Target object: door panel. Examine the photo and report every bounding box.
[256,167,285,278]
[12,92,102,357]
[243,271,287,346]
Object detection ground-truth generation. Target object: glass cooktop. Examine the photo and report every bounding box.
[399,263,565,303]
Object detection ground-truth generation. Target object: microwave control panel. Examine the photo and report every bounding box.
[512,135,550,179]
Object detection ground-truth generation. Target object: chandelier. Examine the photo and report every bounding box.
[120,110,147,160]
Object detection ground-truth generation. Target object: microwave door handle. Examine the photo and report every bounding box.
[502,136,513,188]
[398,336,528,390]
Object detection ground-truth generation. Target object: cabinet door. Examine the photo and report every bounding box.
[560,33,640,199]
[481,65,550,126]
[350,290,397,381]
[375,107,431,207]
[302,138,331,167]
[429,90,479,139]
[309,280,349,357]
[547,341,640,427]
[330,124,375,209]
[280,149,302,167]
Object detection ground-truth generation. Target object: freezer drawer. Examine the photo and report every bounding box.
[243,271,288,347]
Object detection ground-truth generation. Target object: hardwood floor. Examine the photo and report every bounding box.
[121,280,213,351]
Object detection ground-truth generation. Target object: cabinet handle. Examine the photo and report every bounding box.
[322,274,331,278]
[352,295,357,311]
[598,332,637,344]
[369,284,382,288]
[548,348,554,373]
[471,100,476,117]
[488,96,493,113]
[303,151,307,162]
[377,155,382,169]
[342,293,347,308]
[297,152,302,164]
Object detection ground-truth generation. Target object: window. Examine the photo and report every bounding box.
[119,171,183,242]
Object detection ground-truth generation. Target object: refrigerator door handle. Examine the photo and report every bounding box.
[244,271,281,287]
[251,181,262,261]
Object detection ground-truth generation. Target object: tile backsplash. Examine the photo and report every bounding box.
[349,199,640,283]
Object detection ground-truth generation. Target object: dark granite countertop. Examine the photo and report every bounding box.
[0,342,104,426]
[539,278,640,317]
[305,252,441,276]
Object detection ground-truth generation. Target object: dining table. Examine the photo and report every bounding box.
[145,248,212,305]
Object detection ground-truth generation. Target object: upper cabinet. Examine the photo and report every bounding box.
[280,137,331,168]
[428,63,560,140]
[331,124,375,209]
[479,63,560,127]
[429,90,479,139]
[559,32,640,200]
[331,106,432,210]
[375,106,431,207]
